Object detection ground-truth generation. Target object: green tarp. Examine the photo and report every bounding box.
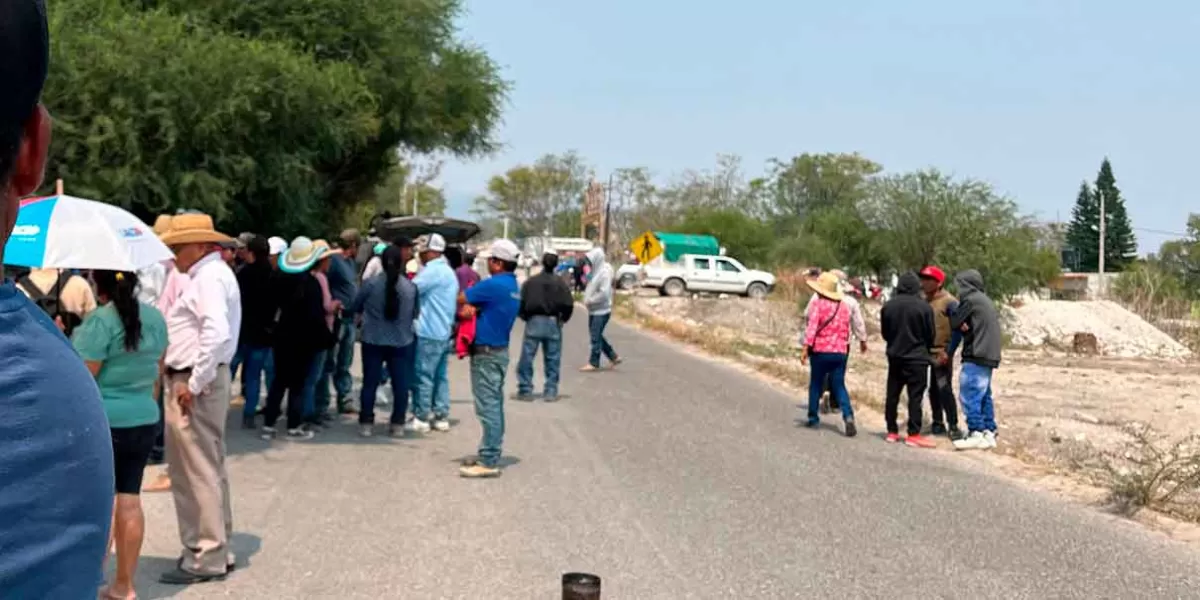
[653,232,720,262]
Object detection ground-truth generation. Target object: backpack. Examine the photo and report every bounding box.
[19,271,83,336]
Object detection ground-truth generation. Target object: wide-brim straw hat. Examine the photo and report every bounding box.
[152,214,173,236]
[159,213,233,246]
[279,236,327,274]
[806,271,844,301]
[312,239,333,261]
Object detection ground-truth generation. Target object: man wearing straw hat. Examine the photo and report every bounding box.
[157,212,243,585]
[0,1,115,594]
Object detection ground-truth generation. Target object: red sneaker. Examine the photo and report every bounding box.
[905,434,937,449]
[885,433,901,444]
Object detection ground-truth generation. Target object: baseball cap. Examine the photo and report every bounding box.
[268,236,288,256]
[416,233,446,253]
[919,265,946,284]
[489,239,520,262]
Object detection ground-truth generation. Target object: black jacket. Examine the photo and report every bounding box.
[881,272,935,363]
[270,272,333,353]
[951,269,1002,368]
[519,272,575,323]
[236,261,276,347]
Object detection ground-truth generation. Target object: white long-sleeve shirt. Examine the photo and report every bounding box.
[164,252,242,395]
[136,260,168,306]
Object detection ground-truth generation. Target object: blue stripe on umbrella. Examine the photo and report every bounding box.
[4,196,58,268]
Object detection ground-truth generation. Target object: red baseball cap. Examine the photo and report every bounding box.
[919,266,945,284]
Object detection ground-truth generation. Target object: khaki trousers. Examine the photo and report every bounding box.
[165,365,234,575]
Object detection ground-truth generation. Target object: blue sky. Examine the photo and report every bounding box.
[440,0,1198,253]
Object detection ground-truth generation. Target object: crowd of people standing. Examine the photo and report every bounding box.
[800,266,1002,450]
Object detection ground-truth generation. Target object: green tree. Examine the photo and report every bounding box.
[472,152,591,238]
[865,169,1060,299]
[664,208,774,268]
[1066,159,1138,272]
[1095,158,1138,271]
[760,152,882,226]
[45,0,377,235]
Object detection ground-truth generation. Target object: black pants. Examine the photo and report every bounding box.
[929,357,959,429]
[265,346,316,430]
[885,359,929,435]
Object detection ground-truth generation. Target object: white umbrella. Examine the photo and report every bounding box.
[4,194,173,271]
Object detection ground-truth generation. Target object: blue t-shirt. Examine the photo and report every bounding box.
[412,257,458,341]
[465,272,520,347]
[0,280,114,596]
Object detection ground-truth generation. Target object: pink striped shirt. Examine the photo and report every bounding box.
[804,296,852,354]
[314,272,337,331]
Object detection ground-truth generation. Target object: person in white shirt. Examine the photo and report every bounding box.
[156,213,243,586]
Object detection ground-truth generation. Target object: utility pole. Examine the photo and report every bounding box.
[502,216,510,239]
[1098,189,1106,297]
[412,187,420,216]
[602,172,613,254]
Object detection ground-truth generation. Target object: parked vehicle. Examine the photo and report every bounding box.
[626,254,775,299]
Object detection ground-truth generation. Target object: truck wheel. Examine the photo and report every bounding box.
[618,274,637,290]
[746,282,769,299]
[663,278,686,297]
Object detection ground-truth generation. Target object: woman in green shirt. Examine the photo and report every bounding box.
[73,270,168,600]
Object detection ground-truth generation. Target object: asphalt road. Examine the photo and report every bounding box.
[128,316,1200,599]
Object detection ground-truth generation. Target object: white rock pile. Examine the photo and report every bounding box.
[1005,300,1192,359]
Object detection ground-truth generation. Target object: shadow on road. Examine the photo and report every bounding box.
[121,532,262,599]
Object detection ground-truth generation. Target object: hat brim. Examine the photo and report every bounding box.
[806,278,844,301]
[160,229,235,247]
[279,248,326,274]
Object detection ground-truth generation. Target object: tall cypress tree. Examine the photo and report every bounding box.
[1094,158,1138,271]
[1065,181,1099,271]
[1064,159,1139,272]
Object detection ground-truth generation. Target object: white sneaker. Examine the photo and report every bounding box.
[359,424,374,438]
[432,419,451,432]
[953,431,988,451]
[286,428,315,441]
[406,418,431,433]
[259,426,276,441]
[983,431,998,449]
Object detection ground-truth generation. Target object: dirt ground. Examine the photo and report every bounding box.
[620,291,1200,525]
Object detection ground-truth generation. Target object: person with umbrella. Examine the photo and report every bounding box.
[0,4,115,594]
[157,213,242,585]
[72,269,169,600]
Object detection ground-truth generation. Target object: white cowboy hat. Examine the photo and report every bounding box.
[279,236,327,274]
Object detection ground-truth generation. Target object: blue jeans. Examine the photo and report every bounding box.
[588,313,618,367]
[317,317,357,410]
[302,349,329,422]
[359,343,415,425]
[807,352,853,423]
[412,336,452,421]
[517,316,563,397]
[959,362,997,433]
[235,344,273,418]
[471,349,509,468]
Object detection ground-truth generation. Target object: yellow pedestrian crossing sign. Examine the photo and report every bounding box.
[630,231,663,263]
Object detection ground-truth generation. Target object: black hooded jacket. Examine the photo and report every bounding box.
[950,269,1002,368]
[881,272,935,363]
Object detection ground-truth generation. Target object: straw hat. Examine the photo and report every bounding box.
[806,271,844,301]
[279,236,327,274]
[158,213,233,246]
[312,239,333,261]
[152,215,173,236]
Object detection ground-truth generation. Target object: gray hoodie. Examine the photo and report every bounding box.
[950,269,1002,368]
[582,247,613,316]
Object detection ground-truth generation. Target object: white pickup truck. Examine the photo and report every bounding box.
[618,254,776,299]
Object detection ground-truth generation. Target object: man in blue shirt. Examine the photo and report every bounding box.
[315,231,360,416]
[459,239,522,478]
[0,2,116,594]
[408,233,459,433]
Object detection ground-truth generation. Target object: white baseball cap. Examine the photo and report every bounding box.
[489,239,520,262]
[417,233,446,253]
[268,236,287,256]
